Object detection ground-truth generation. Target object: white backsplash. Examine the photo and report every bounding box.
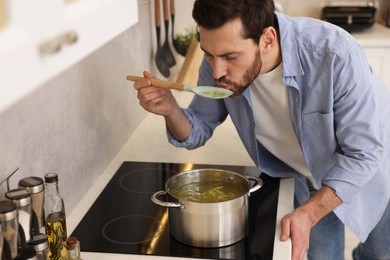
[0,2,154,212]
[0,0,194,213]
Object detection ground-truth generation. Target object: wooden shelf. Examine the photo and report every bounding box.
[175,38,203,86]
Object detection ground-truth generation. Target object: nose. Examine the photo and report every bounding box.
[211,58,228,80]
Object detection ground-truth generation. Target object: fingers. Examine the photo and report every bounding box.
[133,70,170,102]
[291,234,309,260]
[131,71,175,116]
[138,87,164,106]
[289,223,310,259]
[140,95,165,113]
[280,214,291,241]
[280,212,311,260]
[143,70,153,78]
[133,73,152,90]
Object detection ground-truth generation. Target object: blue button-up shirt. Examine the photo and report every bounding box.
[168,13,390,241]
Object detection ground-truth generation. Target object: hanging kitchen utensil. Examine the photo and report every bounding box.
[127,75,233,99]
[162,0,176,67]
[154,0,170,77]
[170,0,187,56]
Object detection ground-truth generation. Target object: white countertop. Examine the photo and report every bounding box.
[67,92,294,259]
[352,23,390,47]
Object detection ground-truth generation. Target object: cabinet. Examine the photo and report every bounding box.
[363,47,390,89]
[352,23,390,90]
[0,0,138,112]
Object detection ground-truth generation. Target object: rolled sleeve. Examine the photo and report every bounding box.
[166,109,210,150]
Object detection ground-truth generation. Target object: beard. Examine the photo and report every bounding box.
[215,48,262,97]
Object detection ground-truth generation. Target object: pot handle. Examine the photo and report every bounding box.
[245,175,263,194]
[151,190,183,209]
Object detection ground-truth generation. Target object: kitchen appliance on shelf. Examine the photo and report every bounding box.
[322,5,377,32]
[71,161,281,259]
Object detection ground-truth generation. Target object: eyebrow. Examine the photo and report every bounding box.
[200,46,239,58]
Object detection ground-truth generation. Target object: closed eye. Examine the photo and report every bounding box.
[225,55,238,60]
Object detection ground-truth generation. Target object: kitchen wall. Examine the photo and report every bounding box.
[0,0,203,214]
[0,2,155,210]
[277,0,323,18]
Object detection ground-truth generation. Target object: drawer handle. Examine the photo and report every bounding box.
[39,30,78,55]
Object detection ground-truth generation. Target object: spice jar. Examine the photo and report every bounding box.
[28,234,49,260]
[5,189,32,242]
[18,177,45,235]
[0,223,4,259]
[0,200,19,259]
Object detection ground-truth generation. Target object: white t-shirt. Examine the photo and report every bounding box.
[250,63,311,177]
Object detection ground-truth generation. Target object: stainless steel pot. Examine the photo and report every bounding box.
[151,169,262,248]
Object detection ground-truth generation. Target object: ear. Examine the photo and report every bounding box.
[260,27,278,54]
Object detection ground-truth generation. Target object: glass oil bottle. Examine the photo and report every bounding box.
[44,173,67,260]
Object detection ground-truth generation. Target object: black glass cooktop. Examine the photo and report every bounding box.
[71,161,280,259]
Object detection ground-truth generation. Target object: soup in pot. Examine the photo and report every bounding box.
[170,181,247,203]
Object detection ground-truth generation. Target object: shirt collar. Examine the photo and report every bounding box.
[275,13,305,77]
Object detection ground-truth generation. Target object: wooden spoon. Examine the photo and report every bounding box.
[127,75,233,99]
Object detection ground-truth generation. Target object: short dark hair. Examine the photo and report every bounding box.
[192,0,276,43]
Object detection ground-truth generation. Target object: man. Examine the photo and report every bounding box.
[134,0,390,259]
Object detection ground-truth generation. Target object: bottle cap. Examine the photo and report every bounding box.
[44,173,59,183]
[66,236,79,250]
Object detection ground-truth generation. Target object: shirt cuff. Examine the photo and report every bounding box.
[166,109,199,149]
[322,167,360,203]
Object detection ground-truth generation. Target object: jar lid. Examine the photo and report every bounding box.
[0,200,17,221]
[18,177,44,193]
[28,233,49,251]
[5,188,32,207]
[44,173,59,183]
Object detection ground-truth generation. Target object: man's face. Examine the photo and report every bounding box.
[199,18,262,97]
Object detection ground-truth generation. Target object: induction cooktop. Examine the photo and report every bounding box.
[71,161,280,260]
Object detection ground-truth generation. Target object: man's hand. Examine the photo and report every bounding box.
[133,71,192,141]
[280,208,313,260]
[133,71,178,117]
[280,185,343,260]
